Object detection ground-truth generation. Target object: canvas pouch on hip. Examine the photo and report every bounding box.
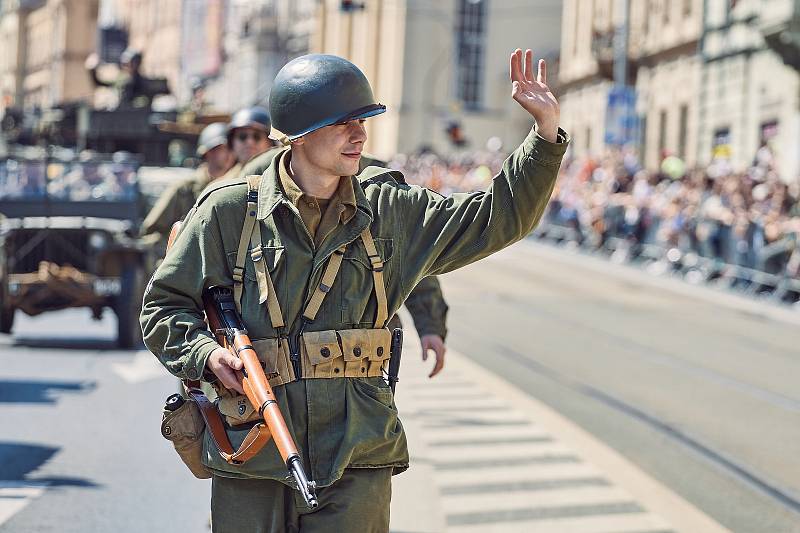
[161,396,211,479]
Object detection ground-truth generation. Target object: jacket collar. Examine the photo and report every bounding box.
[258,148,373,225]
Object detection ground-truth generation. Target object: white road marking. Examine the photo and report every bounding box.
[427,441,577,462]
[111,350,167,383]
[0,482,48,526]
[392,324,731,533]
[447,512,673,533]
[440,485,639,514]
[434,463,606,487]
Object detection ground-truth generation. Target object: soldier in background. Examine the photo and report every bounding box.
[228,106,275,166]
[85,48,169,109]
[140,122,238,255]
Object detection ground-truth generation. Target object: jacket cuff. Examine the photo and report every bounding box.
[186,337,220,381]
[522,126,570,167]
[416,323,447,341]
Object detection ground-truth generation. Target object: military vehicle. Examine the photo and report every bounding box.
[0,146,156,347]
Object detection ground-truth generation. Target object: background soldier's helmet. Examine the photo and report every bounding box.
[269,54,386,140]
[227,106,272,141]
[196,122,229,158]
[120,48,142,66]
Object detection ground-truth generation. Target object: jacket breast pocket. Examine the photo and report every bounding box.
[340,237,393,328]
[226,245,285,336]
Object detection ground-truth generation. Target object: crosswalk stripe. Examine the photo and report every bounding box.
[434,454,580,470]
[428,435,554,446]
[445,501,645,526]
[424,441,575,461]
[0,482,48,526]
[393,332,729,533]
[445,512,673,533]
[419,425,551,442]
[440,485,638,514]
[439,477,611,495]
[435,463,606,486]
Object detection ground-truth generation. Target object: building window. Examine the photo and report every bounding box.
[678,104,688,159]
[455,0,487,110]
[658,109,667,157]
[573,0,581,57]
[586,125,592,153]
[683,0,692,16]
[640,114,648,162]
[663,0,670,24]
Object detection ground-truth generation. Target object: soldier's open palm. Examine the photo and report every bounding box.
[510,49,559,142]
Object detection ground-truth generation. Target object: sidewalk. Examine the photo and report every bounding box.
[389,322,730,533]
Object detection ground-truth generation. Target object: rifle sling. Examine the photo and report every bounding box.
[186,384,272,465]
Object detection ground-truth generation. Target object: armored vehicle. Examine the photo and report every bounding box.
[0,147,155,347]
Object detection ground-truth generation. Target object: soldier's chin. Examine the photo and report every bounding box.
[340,158,360,176]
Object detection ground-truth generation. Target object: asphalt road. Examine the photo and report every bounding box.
[0,239,798,532]
[0,311,211,532]
[441,240,800,533]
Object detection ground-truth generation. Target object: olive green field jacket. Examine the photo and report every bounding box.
[140,126,569,486]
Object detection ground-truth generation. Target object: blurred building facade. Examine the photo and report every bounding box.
[313,0,563,159]
[698,0,799,181]
[201,0,317,114]
[559,0,800,182]
[0,0,98,114]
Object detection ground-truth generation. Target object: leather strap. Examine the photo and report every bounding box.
[360,228,389,328]
[186,383,273,465]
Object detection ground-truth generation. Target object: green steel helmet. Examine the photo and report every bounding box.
[196,122,228,158]
[228,106,271,137]
[269,54,386,140]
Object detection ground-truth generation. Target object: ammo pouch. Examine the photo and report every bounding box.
[215,329,391,426]
[301,328,391,379]
[160,396,211,479]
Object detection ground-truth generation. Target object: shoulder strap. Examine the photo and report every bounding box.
[232,175,262,312]
[360,228,389,328]
[301,245,347,323]
[250,218,285,329]
[234,177,388,330]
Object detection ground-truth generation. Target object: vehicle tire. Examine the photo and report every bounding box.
[0,276,13,334]
[116,263,144,349]
[0,306,14,334]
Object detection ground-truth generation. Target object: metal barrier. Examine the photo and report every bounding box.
[531,221,800,307]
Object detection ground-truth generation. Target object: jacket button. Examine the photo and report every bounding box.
[360,367,366,373]
[186,368,198,379]
[333,367,340,374]
[377,347,384,356]
[321,347,330,358]
[353,347,361,357]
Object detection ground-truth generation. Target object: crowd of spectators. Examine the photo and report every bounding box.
[388,141,507,196]
[0,155,138,202]
[547,146,800,278]
[390,141,800,301]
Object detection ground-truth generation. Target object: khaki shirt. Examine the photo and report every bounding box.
[276,151,357,248]
[141,127,569,486]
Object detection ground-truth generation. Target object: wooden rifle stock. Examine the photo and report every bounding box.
[167,222,318,508]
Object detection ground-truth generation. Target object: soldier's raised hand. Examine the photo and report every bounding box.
[509,48,559,143]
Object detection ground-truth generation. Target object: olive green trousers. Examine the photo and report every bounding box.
[210,467,392,533]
